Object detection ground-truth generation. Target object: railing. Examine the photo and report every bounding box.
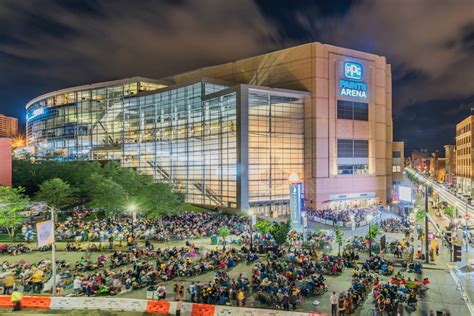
[447,264,474,315]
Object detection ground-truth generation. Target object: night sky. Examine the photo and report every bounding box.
[0,0,473,154]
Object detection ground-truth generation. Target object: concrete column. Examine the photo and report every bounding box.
[236,85,249,211]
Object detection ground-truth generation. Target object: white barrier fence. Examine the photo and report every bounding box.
[50,296,148,312]
[0,295,327,315]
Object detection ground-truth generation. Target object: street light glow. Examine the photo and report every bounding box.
[288,173,299,183]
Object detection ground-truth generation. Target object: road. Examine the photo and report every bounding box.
[406,167,473,217]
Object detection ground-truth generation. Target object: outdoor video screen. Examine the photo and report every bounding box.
[398,186,412,203]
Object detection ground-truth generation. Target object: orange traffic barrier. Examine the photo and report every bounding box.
[21,296,51,309]
[146,300,170,314]
[0,295,14,308]
[192,303,215,316]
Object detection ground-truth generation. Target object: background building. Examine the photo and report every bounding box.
[0,114,18,138]
[0,138,12,186]
[392,141,404,184]
[26,42,394,215]
[444,145,456,186]
[456,115,473,197]
[411,149,430,173]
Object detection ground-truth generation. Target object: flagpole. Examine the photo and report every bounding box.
[50,206,56,297]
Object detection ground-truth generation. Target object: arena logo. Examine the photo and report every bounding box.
[340,61,367,99]
[344,61,363,80]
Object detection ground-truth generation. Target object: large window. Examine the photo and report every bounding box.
[248,92,304,204]
[337,100,368,121]
[338,164,368,175]
[337,139,369,175]
[337,139,369,158]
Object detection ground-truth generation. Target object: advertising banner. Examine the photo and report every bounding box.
[36,220,54,248]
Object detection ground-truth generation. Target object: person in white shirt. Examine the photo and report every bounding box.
[73,277,82,296]
[330,291,338,316]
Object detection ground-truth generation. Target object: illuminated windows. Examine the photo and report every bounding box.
[337,139,369,175]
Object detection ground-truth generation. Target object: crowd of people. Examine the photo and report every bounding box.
[52,211,249,243]
[0,204,449,315]
[380,217,411,233]
[306,207,381,225]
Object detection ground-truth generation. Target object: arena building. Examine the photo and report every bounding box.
[26,42,394,216]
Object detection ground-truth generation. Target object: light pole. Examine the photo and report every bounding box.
[43,205,57,297]
[366,214,374,258]
[424,184,429,264]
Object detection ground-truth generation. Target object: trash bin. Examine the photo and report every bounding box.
[211,235,218,245]
[373,243,380,254]
[146,286,157,300]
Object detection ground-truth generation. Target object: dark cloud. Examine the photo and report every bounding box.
[0,0,279,120]
[294,0,474,114]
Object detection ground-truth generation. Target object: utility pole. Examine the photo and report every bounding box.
[50,206,57,296]
[425,184,430,264]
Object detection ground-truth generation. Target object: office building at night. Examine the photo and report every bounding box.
[444,145,456,186]
[0,138,12,187]
[26,42,394,215]
[455,115,473,197]
[0,114,18,138]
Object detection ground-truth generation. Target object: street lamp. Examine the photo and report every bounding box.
[366,214,374,258]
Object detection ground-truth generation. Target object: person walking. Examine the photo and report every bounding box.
[330,291,338,316]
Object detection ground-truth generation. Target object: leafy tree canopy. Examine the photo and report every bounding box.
[0,186,30,238]
[35,178,78,210]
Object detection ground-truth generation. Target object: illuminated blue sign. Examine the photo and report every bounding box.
[340,61,367,99]
[344,61,363,80]
[27,108,46,121]
[290,182,303,227]
[340,79,368,98]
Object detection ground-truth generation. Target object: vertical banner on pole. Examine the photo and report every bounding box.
[290,182,302,227]
[36,220,54,247]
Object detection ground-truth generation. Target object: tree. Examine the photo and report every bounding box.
[36,178,77,210]
[365,223,380,255]
[255,219,273,234]
[366,223,380,241]
[271,220,291,245]
[444,206,454,218]
[0,186,29,239]
[218,226,230,250]
[85,173,127,214]
[140,182,184,219]
[334,226,344,256]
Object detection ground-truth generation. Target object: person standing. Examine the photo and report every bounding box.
[189,281,196,303]
[10,288,23,311]
[330,291,338,316]
[176,287,184,316]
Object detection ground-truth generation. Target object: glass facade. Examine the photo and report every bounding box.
[26,78,167,160]
[248,92,304,215]
[26,78,306,212]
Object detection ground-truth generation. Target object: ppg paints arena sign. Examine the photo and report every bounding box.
[339,61,367,99]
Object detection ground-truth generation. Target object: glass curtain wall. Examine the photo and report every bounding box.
[26,81,164,160]
[247,91,304,215]
[118,82,237,208]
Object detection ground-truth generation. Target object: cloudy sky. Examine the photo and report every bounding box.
[0,0,473,153]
